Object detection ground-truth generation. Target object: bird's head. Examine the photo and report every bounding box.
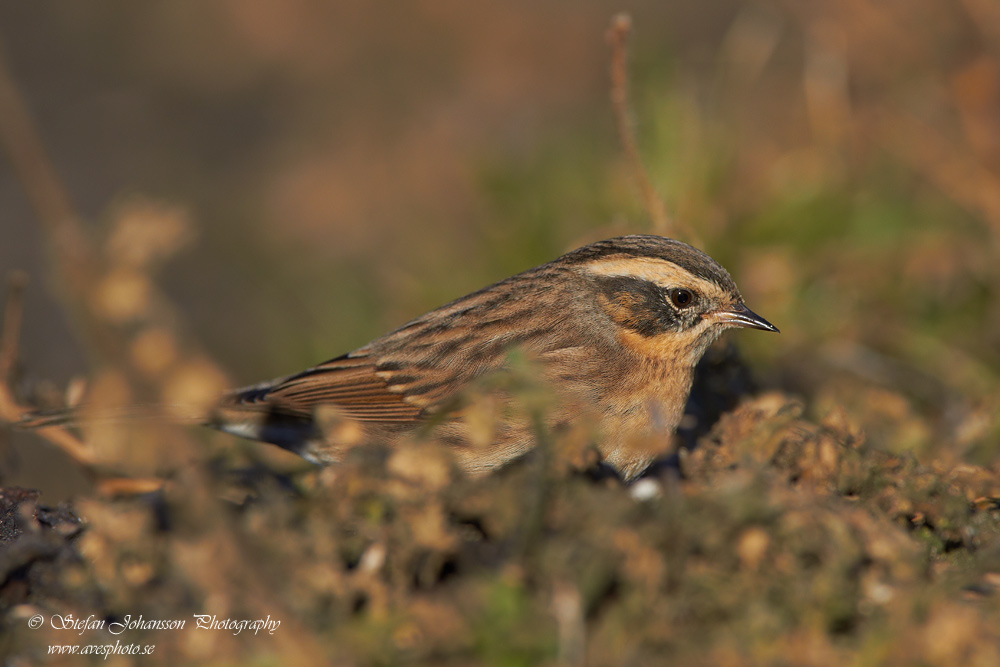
[564,235,778,364]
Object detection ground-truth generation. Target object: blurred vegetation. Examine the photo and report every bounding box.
[2,1,1000,665]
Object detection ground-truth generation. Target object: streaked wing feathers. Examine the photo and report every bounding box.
[224,352,424,423]
[220,268,581,429]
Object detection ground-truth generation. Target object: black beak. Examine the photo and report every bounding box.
[712,303,779,333]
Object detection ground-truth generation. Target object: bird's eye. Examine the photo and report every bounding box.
[668,288,696,309]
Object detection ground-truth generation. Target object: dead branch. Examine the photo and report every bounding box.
[0,273,166,493]
[0,41,189,495]
[0,42,109,467]
[0,42,96,288]
[94,476,167,498]
[0,38,135,373]
[0,270,26,380]
[607,14,699,245]
[0,273,94,465]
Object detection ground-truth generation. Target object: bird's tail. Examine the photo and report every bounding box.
[15,404,206,430]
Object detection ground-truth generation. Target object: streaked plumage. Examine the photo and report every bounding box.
[209,235,778,479]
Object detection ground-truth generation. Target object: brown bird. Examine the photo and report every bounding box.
[203,235,778,480]
[20,235,776,479]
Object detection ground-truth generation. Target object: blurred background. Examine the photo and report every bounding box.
[2,2,1000,664]
[3,0,1000,490]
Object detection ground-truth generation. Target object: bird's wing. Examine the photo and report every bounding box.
[221,351,432,423]
[220,272,562,426]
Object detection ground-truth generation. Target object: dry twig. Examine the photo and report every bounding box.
[0,38,135,373]
[0,270,26,380]
[0,44,167,492]
[607,14,700,245]
[0,275,168,491]
[0,274,94,465]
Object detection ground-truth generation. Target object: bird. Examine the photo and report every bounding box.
[20,235,777,480]
[204,235,778,480]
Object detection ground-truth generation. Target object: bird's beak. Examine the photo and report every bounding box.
[709,302,779,332]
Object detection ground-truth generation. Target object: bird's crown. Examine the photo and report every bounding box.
[561,235,740,298]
